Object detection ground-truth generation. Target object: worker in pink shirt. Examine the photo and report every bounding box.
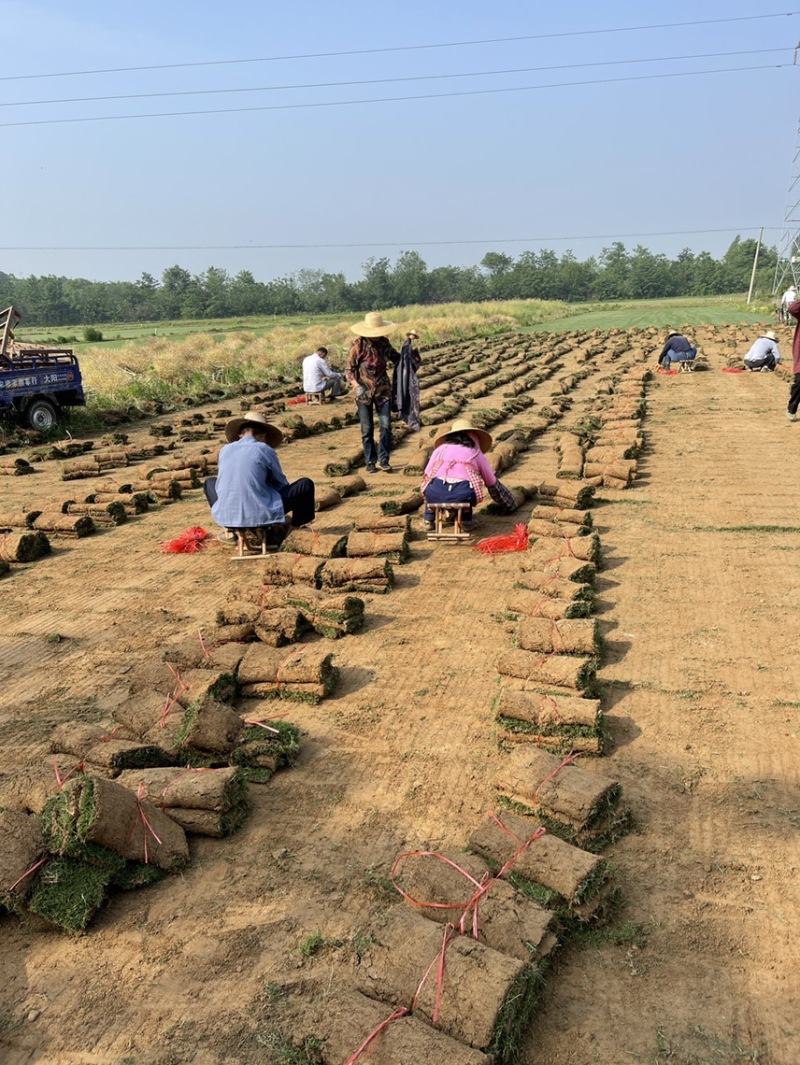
[420,417,497,531]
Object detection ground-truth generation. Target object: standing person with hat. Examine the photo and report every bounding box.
[785,297,800,421]
[420,417,497,532]
[346,311,401,473]
[657,329,697,373]
[393,328,422,432]
[743,330,781,372]
[206,412,315,536]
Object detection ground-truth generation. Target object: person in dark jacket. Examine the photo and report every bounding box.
[658,330,697,372]
[786,301,800,421]
[393,329,421,431]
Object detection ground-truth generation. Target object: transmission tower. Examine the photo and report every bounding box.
[774,117,800,293]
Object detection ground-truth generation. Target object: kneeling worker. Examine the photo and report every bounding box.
[303,346,344,400]
[207,413,315,539]
[744,330,781,372]
[658,329,697,372]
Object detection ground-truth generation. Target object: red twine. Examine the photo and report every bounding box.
[474,522,529,556]
[343,1007,409,1065]
[161,526,212,553]
[533,750,581,801]
[286,395,308,405]
[128,783,163,864]
[722,366,746,374]
[7,855,49,894]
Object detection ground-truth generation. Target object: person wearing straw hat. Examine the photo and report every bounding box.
[419,417,498,531]
[346,311,401,473]
[786,296,800,421]
[743,330,781,372]
[657,329,697,373]
[205,412,315,537]
[393,329,422,432]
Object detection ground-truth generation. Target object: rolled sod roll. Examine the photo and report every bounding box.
[113,689,243,755]
[230,720,301,771]
[65,501,127,525]
[526,534,600,564]
[529,505,592,528]
[281,528,347,558]
[517,617,599,656]
[41,774,189,870]
[324,447,364,476]
[162,639,248,675]
[0,456,33,473]
[354,909,535,1058]
[0,809,46,907]
[482,487,527,515]
[520,555,596,585]
[598,418,641,433]
[496,649,597,694]
[469,811,612,918]
[380,491,424,516]
[174,669,237,709]
[207,622,256,644]
[260,553,324,587]
[162,804,249,837]
[314,487,342,513]
[506,589,591,620]
[584,445,637,463]
[527,518,588,541]
[50,722,167,773]
[346,530,409,562]
[61,459,101,480]
[354,513,411,532]
[0,509,42,529]
[537,481,595,509]
[253,608,308,646]
[318,988,491,1065]
[514,571,593,602]
[0,530,51,562]
[26,856,112,933]
[281,588,364,637]
[32,512,95,537]
[594,430,643,449]
[494,689,601,732]
[116,766,246,811]
[237,643,338,701]
[392,850,558,964]
[583,460,636,484]
[332,474,367,497]
[555,450,584,480]
[320,557,394,593]
[216,601,261,626]
[494,748,628,850]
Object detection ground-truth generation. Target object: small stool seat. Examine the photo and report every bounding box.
[231,525,285,559]
[305,391,324,404]
[427,503,472,542]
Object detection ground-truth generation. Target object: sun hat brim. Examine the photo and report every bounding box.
[433,420,493,453]
[350,318,397,337]
[224,416,283,447]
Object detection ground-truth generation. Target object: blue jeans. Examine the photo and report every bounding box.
[423,478,477,521]
[357,398,392,466]
[663,347,696,368]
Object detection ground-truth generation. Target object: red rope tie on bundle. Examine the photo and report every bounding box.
[533,750,581,802]
[343,1006,409,1065]
[7,855,49,894]
[390,850,491,940]
[160,664,190,728]
[128,783,163,864]
[474,522,529,556]
[198,628,211,660]
[99,726,121,742]
[412,923,458,1023]
[51,755,84,791]
[540,693,563,725]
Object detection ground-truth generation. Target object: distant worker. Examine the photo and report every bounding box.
[393,328,422,432]
[347,312,401,473]
[784,298,800,421]
[782,285,798,324]
[420,417,497,532]
[743,330,781,372]
[302,346,343,400]
[658,329,698,373]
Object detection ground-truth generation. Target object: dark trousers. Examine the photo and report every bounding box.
[745,354,776,371]
[789,373,800,415]
[203,476,315,528]
[422,478,477,521]
[357,398,392,466]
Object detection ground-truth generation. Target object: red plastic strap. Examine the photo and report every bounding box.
[128,782,163,864]
[343,1006,409,1065]
[99,726,121,742]
[243,718,280,734]
[7,855,49,893]
[198,628,211,659]
[51,755,84,791]
[412,923,457,1022]
[533,750,581,801]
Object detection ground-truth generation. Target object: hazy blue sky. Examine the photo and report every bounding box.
[2,0,798,283]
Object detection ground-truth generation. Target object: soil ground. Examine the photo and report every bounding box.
[1,326,799,1065]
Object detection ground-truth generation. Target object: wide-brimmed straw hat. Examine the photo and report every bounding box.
[764,330,779,341]
[350,311,397,337]
[406,329,419,338]
[224,412,283,447]
[434,417,493,453]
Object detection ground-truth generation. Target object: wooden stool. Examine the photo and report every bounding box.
[427,503,472,542]
[305,391,324,404]
[232,528,281,560]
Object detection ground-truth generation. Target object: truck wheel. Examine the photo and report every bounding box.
[26,398,59,431]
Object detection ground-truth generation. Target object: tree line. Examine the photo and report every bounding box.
[0,237,778,327]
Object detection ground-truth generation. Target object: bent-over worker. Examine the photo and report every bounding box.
[420,417,497,532]
[744,331,781,372]
[658,330,697,372]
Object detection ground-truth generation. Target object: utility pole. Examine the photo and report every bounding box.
[747,227,764,304]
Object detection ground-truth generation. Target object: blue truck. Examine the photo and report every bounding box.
[0,306,86,430]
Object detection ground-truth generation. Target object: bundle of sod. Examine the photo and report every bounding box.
[113,687,243,757]
[346,530,409,563]
[0,809,46,909]
[216,601,260,626]
[237,644,338,702]
[594,429,643,449]
[354,513,411,532]
[318,988,493,1065]
[253,608,308,646]
[506,589,591,620]
[260,554,324,587]
[497,649,597,696]
[314,487,342,513]
[84,491,150,513]
[494,689,604,755]
[50,722,168,777]
[527,518,590,541]
[585,444,638,463]
[0,509,41,529]
[554,435,584,479]
[527,533,600,565]
[273,586,365,637]
[495,749,630,851]
[207,622,257,643]
[32,512,95,537]
[537,481,595,509]
[380,491,424,516]
[64,501,127,526]
[402,446,433,477]
[281,528,348,558]
[516,617,600,656]
[469,811,614,921]
[61,459,101,480]
[40,774,189,870]
[320,557,394,594]
[147,467,201,489]
[163,638,248,674]
[582,460,636,487]
[229,720,301,777]
[0,530,51,562]
[324,446,364,477]
[514,570,593,603]
[0,456,33,475]
[116,766,249,837]
[354,908,537,1062]
[392,850,558,965]
[332,474,367,498]
[126,478,182,502]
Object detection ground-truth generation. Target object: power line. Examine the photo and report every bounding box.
[0,47,785,108]
[0,228,779,252]
[0,11,795,82]
[0,62,789,129]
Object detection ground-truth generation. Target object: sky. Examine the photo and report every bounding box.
[1,0,799,284]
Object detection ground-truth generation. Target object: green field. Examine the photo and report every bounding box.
[527,296,774,332]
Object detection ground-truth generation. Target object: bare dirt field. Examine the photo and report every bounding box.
[1,324,799,1065]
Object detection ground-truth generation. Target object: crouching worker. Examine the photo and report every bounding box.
[205,413,315,548]
[658,329,697,372]
[420,418,496,532]
[744,330,781,372]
